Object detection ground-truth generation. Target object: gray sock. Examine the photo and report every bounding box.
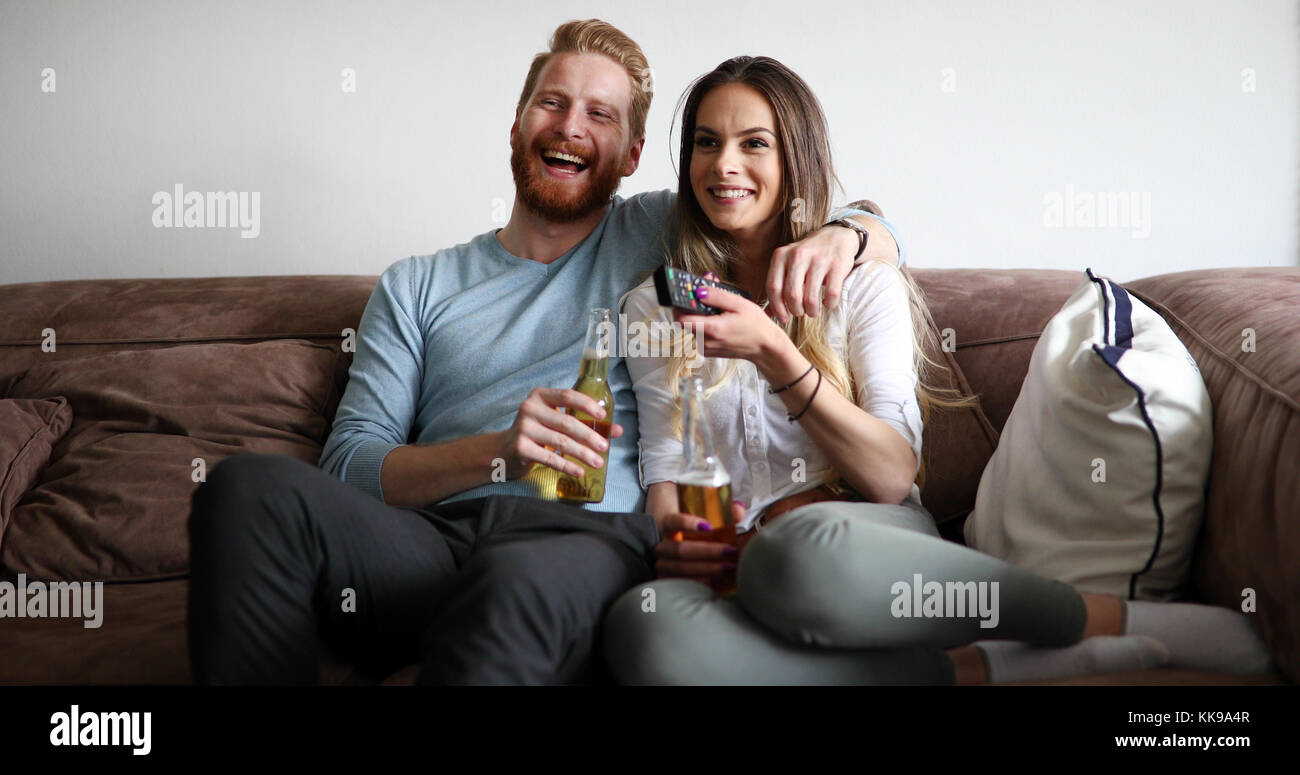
[1123,600,1276,674]
[974,635,1169,683]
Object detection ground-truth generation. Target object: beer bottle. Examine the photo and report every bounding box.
[675,375,736,546]
[524,308,615,503]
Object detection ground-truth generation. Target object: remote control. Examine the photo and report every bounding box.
[653,266,753,315]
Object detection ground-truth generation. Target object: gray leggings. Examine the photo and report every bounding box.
[602,499,1088,685]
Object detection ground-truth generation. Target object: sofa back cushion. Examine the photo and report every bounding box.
[0,276,379,581]
[0,275,377,393]
[2,340,341,581]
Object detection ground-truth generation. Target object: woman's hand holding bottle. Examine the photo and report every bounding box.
[652,501,756,588]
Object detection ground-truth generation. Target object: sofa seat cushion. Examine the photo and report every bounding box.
[2,340,341,581]
[0,397,74,546]
[965,269,1213,600]
[0,575,360,685]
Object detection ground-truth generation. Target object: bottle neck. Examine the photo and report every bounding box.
[578,312,612,382]
[681,384,721,472]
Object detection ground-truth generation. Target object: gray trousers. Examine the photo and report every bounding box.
[189,454,658,685]
[602,499,1087,685]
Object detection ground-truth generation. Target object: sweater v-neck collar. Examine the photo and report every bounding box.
[488,208,610,275]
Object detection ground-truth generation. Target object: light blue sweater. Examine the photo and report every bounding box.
[319,190,908,515]
[319,190,674,513]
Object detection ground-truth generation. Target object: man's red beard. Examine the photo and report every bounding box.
[509,135,626,223]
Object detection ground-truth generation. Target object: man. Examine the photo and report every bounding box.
[187,18,902,685]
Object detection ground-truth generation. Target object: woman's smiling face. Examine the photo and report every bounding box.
[689,82,784,244]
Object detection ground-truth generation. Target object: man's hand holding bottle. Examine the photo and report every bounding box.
[497,387,620,480]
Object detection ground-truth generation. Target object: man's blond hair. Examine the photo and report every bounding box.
[516,19,654,140]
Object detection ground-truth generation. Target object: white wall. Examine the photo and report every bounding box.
[1,0,1296,284]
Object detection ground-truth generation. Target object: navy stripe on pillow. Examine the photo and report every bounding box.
[1086,268,1166,600]
[1086,267,1134,350]
[1112,281,1134,349]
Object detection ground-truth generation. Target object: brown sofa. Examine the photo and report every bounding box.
[0,268,1294,685]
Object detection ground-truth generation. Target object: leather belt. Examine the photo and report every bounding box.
[754,480,866,531]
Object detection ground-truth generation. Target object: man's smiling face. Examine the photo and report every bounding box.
[510,52,644,223]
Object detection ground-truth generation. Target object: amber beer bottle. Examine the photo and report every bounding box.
[549,308,615,503]
[675,376,737,592]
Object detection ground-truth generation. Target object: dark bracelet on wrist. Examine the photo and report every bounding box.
[768,364,814,394]
[787,368,823,422]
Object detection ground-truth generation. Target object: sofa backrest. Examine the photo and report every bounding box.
[0,275,377,392]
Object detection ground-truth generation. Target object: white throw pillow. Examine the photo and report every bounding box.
[964,269,1213,600]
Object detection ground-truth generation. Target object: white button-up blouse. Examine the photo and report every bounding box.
[618,260,924,532]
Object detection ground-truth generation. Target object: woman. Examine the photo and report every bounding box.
[603,56,1273,684]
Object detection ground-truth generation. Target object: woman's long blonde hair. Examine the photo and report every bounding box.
[656,56,974,491]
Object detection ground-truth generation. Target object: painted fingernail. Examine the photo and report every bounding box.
[694,286,708,299]
[672,531,684,542]
[696,521,712,532]
[722,546,739,556]
[703,271,718,280]
[734,501,746,509]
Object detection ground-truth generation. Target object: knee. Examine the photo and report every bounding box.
[189,454,308,541]
[205,453,309,495]
[602,579,733,685]
[740,504,858,591]
[737,504,887,644]
[739,500,936,598]
[737,502,944,646]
